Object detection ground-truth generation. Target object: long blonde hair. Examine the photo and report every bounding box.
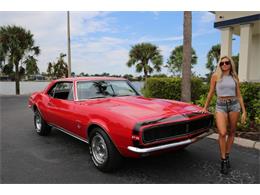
[215,55,239,83]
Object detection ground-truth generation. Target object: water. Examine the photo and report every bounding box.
[0,81,144,95]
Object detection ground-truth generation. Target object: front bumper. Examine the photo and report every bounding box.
[127,129,214,154]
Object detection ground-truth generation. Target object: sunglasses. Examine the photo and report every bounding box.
[220,61,230,66]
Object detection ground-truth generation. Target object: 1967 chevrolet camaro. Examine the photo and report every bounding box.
[28,77,213,172]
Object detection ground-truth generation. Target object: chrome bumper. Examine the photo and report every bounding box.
[127,129,214,154]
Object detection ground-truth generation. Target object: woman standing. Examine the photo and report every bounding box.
[201,56,247,175]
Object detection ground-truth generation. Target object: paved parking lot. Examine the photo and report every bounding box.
[0,95,259,183]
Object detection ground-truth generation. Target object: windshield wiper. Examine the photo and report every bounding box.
[88,96,106,99]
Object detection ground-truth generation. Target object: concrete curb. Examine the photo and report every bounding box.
[207,133,260,150]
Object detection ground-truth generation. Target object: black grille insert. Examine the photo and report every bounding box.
[142,116,213,144]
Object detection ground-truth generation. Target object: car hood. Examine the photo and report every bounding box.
[79,96,202,121]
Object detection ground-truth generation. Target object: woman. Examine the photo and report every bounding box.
[201,56,246,175]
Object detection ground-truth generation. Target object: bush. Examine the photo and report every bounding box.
[142,77,208,102]
[239,82,260,130]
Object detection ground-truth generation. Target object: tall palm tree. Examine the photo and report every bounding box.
[0,25,40,94]
[24,55,39,75]
[127,43,163,79]
[0,44,5,70]
[47,62,54,78]
[232,54,239,74]
[166,45,197,76]
[53,53,68,78]
[206,44,220,79]
[181,11,192,102]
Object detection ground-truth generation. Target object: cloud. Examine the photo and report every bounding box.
[200,12,215,23]
[0,11,118,74]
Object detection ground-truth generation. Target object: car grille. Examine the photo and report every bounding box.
[142,116,213,144]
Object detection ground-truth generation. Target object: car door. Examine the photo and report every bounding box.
[46,81,78,133]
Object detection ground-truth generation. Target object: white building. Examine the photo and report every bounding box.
[213,12,260,82]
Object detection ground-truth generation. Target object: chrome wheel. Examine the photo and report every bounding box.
[91,133,108,165]
[35,113,42,132]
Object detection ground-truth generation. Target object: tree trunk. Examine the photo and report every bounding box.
[15,62,20,95]
[181,11,192,102]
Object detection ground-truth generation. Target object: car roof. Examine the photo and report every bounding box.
[55,76,127,82]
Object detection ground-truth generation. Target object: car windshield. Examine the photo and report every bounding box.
[77,80,139,100]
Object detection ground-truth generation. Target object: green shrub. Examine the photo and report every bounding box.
[142,77,208,102]
[239,82,260,129]
[195,93,217,113]
[143,77,181,100]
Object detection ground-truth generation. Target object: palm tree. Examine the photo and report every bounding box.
[232,54,239,73]
[53,53,68,78]
[206,44,220,80]
[47,62,54,78]
[0,25,40,94]
[127,43,163,79]
[166,45,197,76]
[181,11,192,102]
[24,55,39,75]
[0,44,5,70]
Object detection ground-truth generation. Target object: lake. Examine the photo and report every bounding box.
[0,81,144,95]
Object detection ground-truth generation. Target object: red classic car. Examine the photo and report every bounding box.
[28,77,213,172]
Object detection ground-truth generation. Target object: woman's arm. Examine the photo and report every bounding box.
[201,74,217,112]
[236,81,247,123]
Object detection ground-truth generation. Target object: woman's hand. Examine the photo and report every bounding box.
[241,111,247,124]
[200,107,208,113]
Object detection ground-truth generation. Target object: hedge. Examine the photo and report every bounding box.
[142,77,208,102]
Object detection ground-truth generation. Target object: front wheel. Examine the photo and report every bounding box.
[89,128,123,172]
[34,109,51,136]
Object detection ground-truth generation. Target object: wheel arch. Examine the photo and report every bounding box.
[86,123,124,156]
[32,104,38,112]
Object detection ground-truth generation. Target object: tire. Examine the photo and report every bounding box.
[89,127,123,172]
[34,109,52,136]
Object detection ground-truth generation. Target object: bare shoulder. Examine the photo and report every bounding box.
[211,73,217,82]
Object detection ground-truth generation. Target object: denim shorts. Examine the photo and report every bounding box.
[216,98,241,113]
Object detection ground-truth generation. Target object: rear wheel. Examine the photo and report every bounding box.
[89,127,123,172]
[34,109,51,136]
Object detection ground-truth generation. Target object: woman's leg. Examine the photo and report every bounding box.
[226,111,240,154]
[215,111,228,159]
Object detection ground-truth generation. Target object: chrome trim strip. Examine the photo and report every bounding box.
[49,124,89,144]
[127,129,214,154]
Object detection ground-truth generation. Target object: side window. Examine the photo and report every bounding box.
[67,86,74,100]
[48,83,57,98]
[47,82,73,100]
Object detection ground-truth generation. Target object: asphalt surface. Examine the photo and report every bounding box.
[0,95,259,184]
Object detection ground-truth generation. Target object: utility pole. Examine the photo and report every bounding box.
[67,11,72,77]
